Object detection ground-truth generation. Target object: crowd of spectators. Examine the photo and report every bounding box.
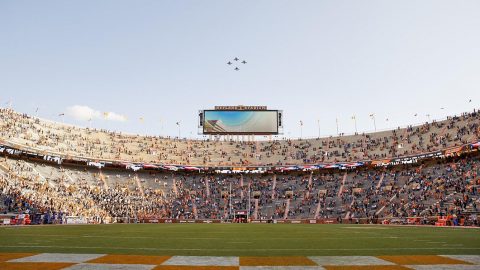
[1,154,478,225]
[1,107,479,225]
[1,108,479,166]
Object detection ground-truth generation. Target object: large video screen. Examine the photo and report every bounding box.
[203,110,278,135]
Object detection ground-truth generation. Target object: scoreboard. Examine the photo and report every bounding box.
[198,106,283,135]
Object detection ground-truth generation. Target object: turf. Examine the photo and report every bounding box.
[0,224,479,256]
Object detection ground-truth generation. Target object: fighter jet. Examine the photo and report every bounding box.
[234,67,239,71]
[242,60,247,64]
[234,57,239,61]
[227,61,232,65]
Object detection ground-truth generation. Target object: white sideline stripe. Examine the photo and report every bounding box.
[4,234,239,240]
[1,245,480,251]
[163,256,238,266]
[4,234,444,241]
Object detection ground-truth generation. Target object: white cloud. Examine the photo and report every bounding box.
[66,105,127,122]
[105,111,127,122]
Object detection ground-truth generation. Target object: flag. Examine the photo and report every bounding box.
[176,122,180,126]
[58,113,65,116]
[369,113,374,118]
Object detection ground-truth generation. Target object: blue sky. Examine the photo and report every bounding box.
[1,0,479,139]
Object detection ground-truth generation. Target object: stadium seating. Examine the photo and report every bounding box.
[0,108,479,225]
[1,108,479,166]
[1,154,478,224]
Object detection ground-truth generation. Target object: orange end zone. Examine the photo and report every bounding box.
[154,266,239,270]
[377,255,473,265]
[324,266,412,270]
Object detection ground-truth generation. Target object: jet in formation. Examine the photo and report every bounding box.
[227,57,247,71]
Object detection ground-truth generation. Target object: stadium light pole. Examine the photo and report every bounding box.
[176,122,181,138]
[336,118,339,135]
[299,120,303,139]
[352,115,357,133]
[317,119,320,138]
[370,114,376,132]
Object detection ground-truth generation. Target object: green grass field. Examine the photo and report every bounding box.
[0,224,479,256]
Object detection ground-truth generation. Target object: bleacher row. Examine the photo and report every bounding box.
[1,153,478,225]
[1,108,479,166]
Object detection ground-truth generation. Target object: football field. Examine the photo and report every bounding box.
[1,224,480,269]
[0,224,479,256]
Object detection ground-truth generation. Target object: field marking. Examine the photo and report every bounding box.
[3,234,229,240]
[309,256,395,266]
[3,234,441,241]
[2,224,479,229]
[81,236,154,239]
[1,245,480,252]
[163,256,238,266]
[341,227,388,230]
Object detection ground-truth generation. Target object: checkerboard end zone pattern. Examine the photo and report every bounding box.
[0,253,479,270]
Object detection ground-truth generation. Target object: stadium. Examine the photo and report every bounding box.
[1,1,480,270]
[1,106,480,268]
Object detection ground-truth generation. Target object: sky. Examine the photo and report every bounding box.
[1,0,479,139]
